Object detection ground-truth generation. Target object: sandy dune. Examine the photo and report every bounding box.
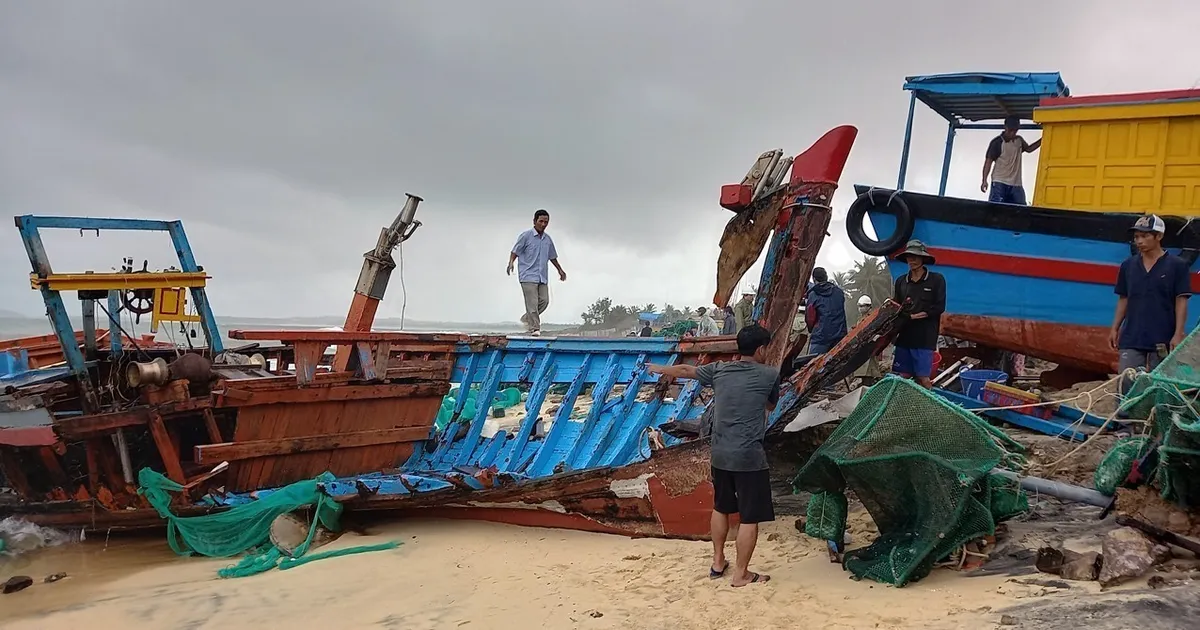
[2,516,1056,630]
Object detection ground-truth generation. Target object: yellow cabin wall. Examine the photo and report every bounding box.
[1032,99,1200,217]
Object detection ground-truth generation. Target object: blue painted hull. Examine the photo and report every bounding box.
[853,186,1200,373]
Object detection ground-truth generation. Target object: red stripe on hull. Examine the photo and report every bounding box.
[925,246,1200,292]
[941,314,1116,374]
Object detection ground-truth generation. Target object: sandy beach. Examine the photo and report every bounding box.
[1,512,1071,630]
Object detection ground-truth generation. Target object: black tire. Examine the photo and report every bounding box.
[846,190,914,256]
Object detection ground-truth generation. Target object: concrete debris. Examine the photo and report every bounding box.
[43,572,67,583]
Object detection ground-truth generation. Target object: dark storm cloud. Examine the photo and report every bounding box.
[1,1,1196,322]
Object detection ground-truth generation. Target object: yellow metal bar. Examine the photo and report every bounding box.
[30,272,210,291]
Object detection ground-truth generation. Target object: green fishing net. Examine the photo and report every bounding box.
[1093,436,1151,496]
[1120,325,1200,507]
[138,468,400,578]
[793,376,1027,586]
[805,491,848,541]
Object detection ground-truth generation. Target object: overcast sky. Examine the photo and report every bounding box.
[1,1,1197,326]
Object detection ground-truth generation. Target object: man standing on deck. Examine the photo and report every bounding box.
[1110,214,1191,390]
[733,288,755,331]
[507,209,566,336]
[981,116,1041,205]
[647,324,779,587]
[892,240,946,389]
[804,267,848,354]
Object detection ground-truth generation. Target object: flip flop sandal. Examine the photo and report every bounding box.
[733,572,771,587]
[709,561,729,579]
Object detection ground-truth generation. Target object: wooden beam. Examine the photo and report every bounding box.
[385,359,454,381]
[193,426,433,464]
[54,407,150,439]
[217,382,448,407]
[229,329,466,345]
[202,408,223,443]
[52,398,211,440]
[147,411,186,484]
[39,446,71,489]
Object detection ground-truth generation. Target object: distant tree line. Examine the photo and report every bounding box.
[578,255,893,329]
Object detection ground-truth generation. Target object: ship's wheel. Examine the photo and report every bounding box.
[119,258,155,324]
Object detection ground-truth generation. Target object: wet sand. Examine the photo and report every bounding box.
[0,515,1038,630]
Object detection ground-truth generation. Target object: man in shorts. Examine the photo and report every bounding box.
[891,240,946,389]
[647,324,780,587]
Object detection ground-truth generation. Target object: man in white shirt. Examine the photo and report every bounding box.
[981,116,1041,205]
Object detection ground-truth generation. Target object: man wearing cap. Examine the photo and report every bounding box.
[804,267,848,354]
[981,116,1041,205]
[1110,214,1191,384]
[892,240,946,389]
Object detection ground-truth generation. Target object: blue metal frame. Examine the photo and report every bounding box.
[895,72,1070,194]
[14,215,224,383]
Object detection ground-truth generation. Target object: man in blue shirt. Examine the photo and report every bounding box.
[804,267,848,354]
[1110,214,1191,387]
[507,209,566,336]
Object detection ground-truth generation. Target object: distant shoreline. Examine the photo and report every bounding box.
[0,314,577,341]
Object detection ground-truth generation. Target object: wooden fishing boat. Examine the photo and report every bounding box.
[845,73,1200,376]
[1,125,893,538]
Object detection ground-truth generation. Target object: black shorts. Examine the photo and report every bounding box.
[711,467,775,524]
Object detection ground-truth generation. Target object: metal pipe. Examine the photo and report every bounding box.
[938,123,957,196]
[386,193,423,244]
[766,155,794,192]
[752,151,783,200]
[896,91,917,190]
[113,430,134,485]
[990,468,1110,508]
[81,298,96,360]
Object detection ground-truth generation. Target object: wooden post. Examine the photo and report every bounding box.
[202,408,223,443]
[148,411,187,484]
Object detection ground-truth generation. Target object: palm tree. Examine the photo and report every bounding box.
[846,256,893,308]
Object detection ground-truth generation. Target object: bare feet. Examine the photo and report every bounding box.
[731,571,771,587]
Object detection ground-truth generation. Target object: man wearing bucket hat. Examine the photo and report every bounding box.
[1110,214,1191,388]
[891,239,946,389]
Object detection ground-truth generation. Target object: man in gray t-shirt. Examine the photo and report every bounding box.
[647,324,780,587]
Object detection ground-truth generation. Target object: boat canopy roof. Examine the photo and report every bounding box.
[904,72,1070,123]
[895,71,1071,195]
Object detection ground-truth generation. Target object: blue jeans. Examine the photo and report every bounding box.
[988,182,1027,205]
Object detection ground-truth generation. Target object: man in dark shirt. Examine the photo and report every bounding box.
[891,240,946,389]
[647,325,780,587]
[639,321,653,337]
[804,267,848,354]
[1110,214,1191,391]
